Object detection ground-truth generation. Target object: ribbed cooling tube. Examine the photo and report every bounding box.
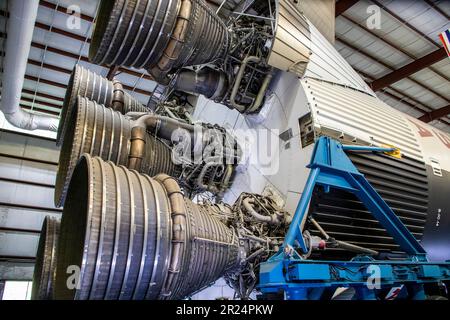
[54,155,240,300]
[57,64,147,146]
[89,0,229,81]
[55,97,176,207]
[31,216,60,300]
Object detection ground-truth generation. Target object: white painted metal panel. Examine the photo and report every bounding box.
[0,232,39,257]
[0,156,56,186]
[31,26,89,58]
[334,40,390,78]
[0,130,59,161]
[390,78,448,108]
[294,0,335,45]
[45,0,99,17]
[0,206,60,231]
[302,77,424,161]
[22,80,66,101]
[26,64,69,87]
[383,0,450,45]
[0,131,60,279]
[406,117,450,172]
[36,6,93,38]
[335,17,409,72]
[0,181,55,209]
[268,0,311,77]
[304,22,373,94]
[344,0,437,58]
[0,262,34,281]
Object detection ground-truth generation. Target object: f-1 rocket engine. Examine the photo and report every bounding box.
[89,0,310,113]
[54,155,289,300]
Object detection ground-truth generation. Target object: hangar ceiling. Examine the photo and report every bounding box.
[335,0,450,132]
[0,0,449,133]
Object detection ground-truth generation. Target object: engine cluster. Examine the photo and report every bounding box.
[33,0,313,300]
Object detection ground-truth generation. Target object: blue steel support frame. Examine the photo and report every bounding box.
[258,137,450,300]
[279,137,426,257]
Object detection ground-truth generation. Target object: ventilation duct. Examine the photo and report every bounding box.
[89,0,229,82]
[57,64,148,145]
[0,0,59,132]
[54,155,240,300]
[31,216,60,300]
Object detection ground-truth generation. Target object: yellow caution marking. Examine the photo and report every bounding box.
[381,144,402,159]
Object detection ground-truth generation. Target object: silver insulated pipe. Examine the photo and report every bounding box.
[0,0,59,131]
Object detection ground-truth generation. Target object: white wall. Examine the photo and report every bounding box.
[0,128,60,280]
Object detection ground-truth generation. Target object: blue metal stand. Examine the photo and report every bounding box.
[258,137,450,300]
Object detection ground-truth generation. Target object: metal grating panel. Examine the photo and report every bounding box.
[309,152,428,258]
